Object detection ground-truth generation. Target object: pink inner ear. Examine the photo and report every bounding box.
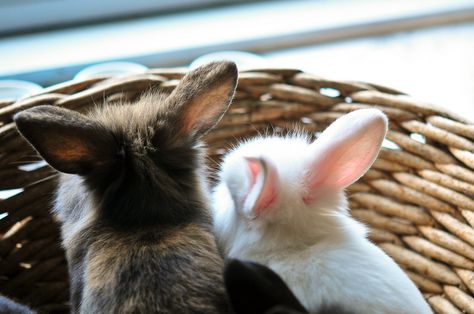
[243,157,279,217]
[304,109,387,202]
[247,159,261,186]
[308,136,381,191]
[181,101,222,136]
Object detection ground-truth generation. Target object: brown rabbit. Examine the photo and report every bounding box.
[14,62,238,314]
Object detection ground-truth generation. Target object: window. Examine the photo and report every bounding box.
[0,0,252,36]
[0,0,473,90]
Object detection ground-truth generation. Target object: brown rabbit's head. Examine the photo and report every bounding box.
[14,61,238,230]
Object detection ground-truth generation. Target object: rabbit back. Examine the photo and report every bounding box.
[78,224,227,313]
[251,233,431,314]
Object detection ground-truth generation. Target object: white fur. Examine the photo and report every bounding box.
[212,109,432,314]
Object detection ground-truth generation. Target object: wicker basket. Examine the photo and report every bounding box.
[0,68,473,314]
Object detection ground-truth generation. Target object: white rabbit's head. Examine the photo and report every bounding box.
[212,109,388,257]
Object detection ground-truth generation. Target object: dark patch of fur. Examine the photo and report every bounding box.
[14,61,238,313]
[225,259,355,314]
[89,116,206,229]
[267,305,355,314]
[0,295,35,314]
[225,259,308,314]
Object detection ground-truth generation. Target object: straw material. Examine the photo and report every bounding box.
[0,68,472,313]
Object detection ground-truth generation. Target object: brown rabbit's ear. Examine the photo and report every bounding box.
[14,105,117,175]
[166,61,238,139]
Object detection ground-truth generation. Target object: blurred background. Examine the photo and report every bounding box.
[0,0,473,117]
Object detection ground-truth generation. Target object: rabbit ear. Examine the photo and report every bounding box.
[166,61,238,139]
[224,259,308,314]
[240,157,279,218]
[14,105,117,175]
[304,109,387,203]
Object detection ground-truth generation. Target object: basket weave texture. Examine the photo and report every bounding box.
[0,68,473,314]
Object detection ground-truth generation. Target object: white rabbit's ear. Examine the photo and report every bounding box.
[304,109,387,203]
[239,157,279,218]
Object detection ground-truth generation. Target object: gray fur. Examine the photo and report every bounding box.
[0,295,35,314]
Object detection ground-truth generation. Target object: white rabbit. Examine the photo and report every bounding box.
[212,109,432,314]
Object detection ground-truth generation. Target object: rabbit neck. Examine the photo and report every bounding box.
[224,192,367,259]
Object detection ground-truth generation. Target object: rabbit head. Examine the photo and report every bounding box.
[213,109,388,256]
[15,61,237,230]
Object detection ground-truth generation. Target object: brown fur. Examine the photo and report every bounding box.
[14,62,238,313]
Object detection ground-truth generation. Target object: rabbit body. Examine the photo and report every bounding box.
[213,110,432,314]
[52,106,229,313]
[59,178,228,314]
[15,62,238,314]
